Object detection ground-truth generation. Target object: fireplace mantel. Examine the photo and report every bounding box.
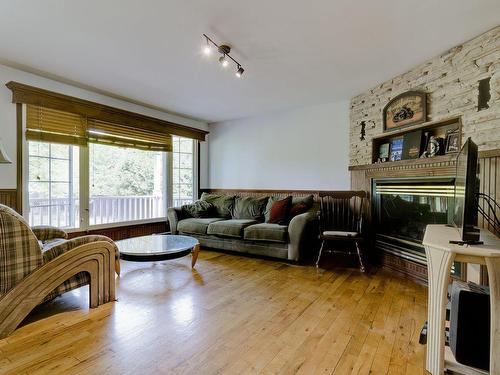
[350,149,500,284]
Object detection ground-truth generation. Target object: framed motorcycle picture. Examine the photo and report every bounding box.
[382,91,427,132]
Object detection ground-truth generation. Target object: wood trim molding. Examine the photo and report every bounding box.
[16,103,23,214]
[5,81,209,141]
[0,189,17,211]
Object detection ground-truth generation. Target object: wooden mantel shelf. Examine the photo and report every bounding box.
[349,149,500,172]
[348,154,457,171]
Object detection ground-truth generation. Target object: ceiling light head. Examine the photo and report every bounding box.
[236,66,244,78]
[219,55,229,67]
[218,45,231,55]
[203,36,211,55]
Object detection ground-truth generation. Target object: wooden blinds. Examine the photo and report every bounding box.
[87,119,172,152]
[26,105,173,152]
[26,105,87,146]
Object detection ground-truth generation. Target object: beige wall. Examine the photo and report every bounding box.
[349,26,500,166]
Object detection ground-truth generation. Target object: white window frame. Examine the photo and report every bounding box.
[22,105,197,232]
[171,136,197,207]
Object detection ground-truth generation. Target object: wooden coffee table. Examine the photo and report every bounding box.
[116,234,200,268]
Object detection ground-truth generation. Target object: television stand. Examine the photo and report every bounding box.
[423,225,500,375]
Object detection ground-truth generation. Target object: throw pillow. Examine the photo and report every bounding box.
[200,193,234,218]
[289,202,308,218]
[267,196,292,224]
[233,196,269,221]
[181,200,214,218]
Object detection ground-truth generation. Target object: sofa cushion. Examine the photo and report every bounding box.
[178,218,225,235]
[233,196,269,220]
[207,219,258,238]
[291,195,314,210]
[265,195,314,222]
[289,195,314,219]
[181,201,214,218]
[244,223,288,243]
[200,193,234,218]
[267,196,292,225]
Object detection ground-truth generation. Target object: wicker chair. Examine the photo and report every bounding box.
[316,191,367,272]
[0,204,120,338]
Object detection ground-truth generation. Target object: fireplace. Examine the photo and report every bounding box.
[372,177,463,278]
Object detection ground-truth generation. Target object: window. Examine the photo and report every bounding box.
[172,136,195,206]
[28,141,79,228]
[89,143,167,225]
[24,103,199,231]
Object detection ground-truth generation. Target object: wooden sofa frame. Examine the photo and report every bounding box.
[0,241,116,339]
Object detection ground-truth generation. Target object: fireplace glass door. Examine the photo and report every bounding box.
[373,178,462,278]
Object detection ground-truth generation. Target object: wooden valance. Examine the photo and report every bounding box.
[6,81,208,141]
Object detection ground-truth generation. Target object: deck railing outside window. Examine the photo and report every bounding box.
[29,195,165,228]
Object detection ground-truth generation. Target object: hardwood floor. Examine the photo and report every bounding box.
[0,251,429,374]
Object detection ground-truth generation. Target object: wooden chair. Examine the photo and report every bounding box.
[0,204,120,338]
[316,191,367,272]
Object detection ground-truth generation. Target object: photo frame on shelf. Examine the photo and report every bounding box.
[445,129,460,154]
[378,143,390,162]
[389,138,404,161]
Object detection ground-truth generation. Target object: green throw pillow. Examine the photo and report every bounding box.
[200,193,234,218]
[181,200,214,218]
[233,196,269,221]
[291,195,314,210]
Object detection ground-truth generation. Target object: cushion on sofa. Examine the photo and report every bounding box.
[233,196,269,220]
[267,196,292,224]
[181,201,214,218]
[289,195,314,219]
[178,218,225,235]
[244,223,288,243]
[265,195,314,222]
[207,219,258,238]
[200,193,234,218]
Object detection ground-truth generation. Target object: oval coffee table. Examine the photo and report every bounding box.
[116,234,200,268]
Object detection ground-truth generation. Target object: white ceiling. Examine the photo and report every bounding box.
[0,1,498,123]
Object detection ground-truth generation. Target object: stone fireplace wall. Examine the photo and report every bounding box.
[349,26,500,167]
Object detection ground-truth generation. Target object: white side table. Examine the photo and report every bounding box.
[423,224,500,375]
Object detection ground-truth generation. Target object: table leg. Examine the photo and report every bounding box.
[485,257,500,375]
[424,245,455,375]
[191,244,200,268]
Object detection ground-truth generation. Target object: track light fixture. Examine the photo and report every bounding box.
[202,34,245,78]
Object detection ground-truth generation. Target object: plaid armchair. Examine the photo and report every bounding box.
[0,204,120,338]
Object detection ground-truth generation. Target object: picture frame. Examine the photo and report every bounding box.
[378,143,390,162]
[382,91,427,132]
[445,130,460,154]
[389,138,404,162]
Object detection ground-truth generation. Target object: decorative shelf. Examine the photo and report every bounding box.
[372,117,461,140]
[371,117,462,164]
[348,154,457,171]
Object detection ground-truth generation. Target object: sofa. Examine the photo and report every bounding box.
[167,192,319,261]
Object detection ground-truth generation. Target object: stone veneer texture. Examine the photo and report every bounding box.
[349,26,500,166]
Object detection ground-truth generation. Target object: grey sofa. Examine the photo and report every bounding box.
[167,193,318,261]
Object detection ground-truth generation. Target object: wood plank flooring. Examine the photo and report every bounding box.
[0,251,429,375]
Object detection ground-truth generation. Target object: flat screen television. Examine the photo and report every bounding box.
[452,137,481,244]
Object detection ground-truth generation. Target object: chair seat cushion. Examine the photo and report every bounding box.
[207,219,258,238]
[244,223,288,243]
[178,218,225,235]
[323,230,359,237]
